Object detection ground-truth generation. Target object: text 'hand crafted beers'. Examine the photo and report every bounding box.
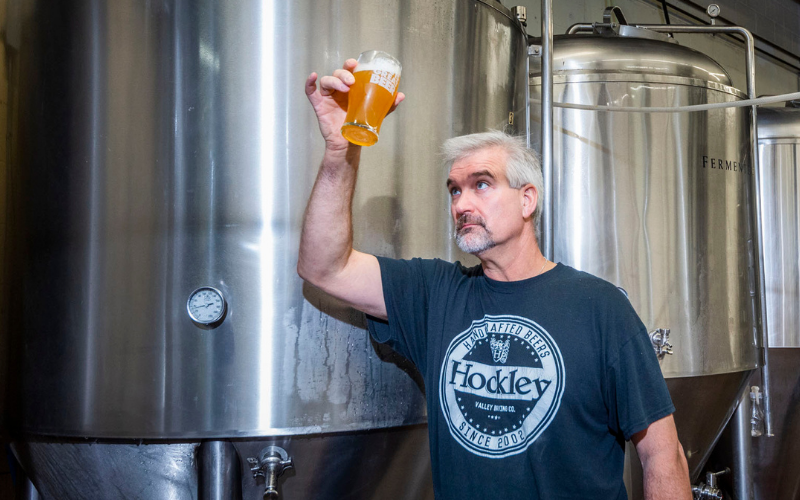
[341,51,402,147]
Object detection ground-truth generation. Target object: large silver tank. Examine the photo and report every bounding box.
[758,107,800,353]
[2,0,528,498]
[709,106,800,500]
[529,29,759,487]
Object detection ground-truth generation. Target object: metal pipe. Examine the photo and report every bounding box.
[645,0,800,72]
[731,391,755,499]
[199,441,241,500]
[566,23,593,34]
[530,90,800,113]
[635,23,773,438]
[541,0,554,261]
[566,7,625,36]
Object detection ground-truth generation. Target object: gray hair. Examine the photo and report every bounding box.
[442,131,543,229]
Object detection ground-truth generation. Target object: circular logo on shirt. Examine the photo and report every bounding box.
[439,314,565,458]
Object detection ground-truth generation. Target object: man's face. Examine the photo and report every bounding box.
[446,147,532,256]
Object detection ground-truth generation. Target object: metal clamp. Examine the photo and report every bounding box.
[692,468,729,500]
[247,446,294,499]
[649,328,673,359]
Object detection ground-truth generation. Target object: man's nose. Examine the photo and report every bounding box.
[452,191,475,216]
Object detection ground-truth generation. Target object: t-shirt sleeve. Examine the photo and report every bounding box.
[604,294,675,441]
[366,256,441,370]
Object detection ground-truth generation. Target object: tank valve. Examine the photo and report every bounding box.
[692,468,729,500]
[750,386,765,437]
[247,446,294,499]
[648,328,673,359]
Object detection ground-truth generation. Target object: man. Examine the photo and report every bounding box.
[299,59,691,499]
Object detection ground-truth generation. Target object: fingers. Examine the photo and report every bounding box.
[343,58,358,72]
[309,59,359,98]
[387,92,405,115]
[332,68,355,86]
[319,75,351,96]
[305,73,318,96]
[319,69,355,98]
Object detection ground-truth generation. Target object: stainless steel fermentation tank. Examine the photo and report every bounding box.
[529,25,759,490]
[748,106,800,500]
[709,106,800,500]
[2,1,528,498]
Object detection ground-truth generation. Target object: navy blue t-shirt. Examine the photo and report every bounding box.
[367,258,674,500]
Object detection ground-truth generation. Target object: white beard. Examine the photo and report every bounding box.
[455,226,496,254]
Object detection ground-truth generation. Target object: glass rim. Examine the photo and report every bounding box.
[356,49,402,73]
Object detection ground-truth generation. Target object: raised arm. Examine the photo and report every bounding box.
[297,59,404,320]
[632,414,692,500]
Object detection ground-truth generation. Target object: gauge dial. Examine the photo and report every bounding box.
[187,287,227,327]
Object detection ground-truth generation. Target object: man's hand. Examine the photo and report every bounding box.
[305,59,405,152]
[633,415,692,500]
[298,59,406,320]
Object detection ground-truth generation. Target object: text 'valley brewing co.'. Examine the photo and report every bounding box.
[439,315,565,459]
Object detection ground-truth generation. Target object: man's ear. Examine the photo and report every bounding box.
[521,184,538,219]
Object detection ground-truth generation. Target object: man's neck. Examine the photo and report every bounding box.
[478,230,549,282]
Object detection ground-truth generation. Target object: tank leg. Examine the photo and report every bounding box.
[8,445,41,500]
[199,441,241,500]
[20,475,41,500]
[730,393,754,500]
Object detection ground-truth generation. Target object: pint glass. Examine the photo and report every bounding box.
[341,51,402,147]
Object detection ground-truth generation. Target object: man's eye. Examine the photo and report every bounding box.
[477,181,489,189]
[450,188,461,197]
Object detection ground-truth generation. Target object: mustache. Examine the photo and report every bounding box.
[456,214,486,231]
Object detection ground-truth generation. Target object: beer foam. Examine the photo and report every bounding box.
[354,58,402,75]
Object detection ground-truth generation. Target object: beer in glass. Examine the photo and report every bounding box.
[341,50,402,147]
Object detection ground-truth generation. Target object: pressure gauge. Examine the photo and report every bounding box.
[187,286,227,327]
